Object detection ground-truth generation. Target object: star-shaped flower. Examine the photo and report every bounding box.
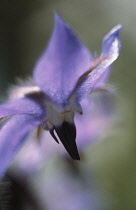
[0,14,121,177]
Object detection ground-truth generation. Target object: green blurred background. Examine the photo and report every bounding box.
[0,0,135,209]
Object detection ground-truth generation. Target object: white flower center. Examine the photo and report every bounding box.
[42,103,74,130]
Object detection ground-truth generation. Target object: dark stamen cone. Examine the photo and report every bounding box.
[55,122,80,160]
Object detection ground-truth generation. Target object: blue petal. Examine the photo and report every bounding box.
[75,92,115,149]
[102,24,122,57]
[93,66,112,88]
[0,97,45,120]
[73,25,122,101]
[33,13,91,104]
[0,114,41,177]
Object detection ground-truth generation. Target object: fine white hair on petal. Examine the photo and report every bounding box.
[8,77,41,100]
[9,85,41,100]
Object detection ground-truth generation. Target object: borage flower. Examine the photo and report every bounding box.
[0,14,121,177]
[12,91,116,174]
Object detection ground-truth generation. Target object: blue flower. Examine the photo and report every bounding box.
[0,14,121,177]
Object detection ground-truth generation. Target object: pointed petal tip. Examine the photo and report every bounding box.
[110,24,122,33]
[102,24,122,59]
[103,24,122,44]
[54,12,65,26]
[54,13,71,34]
[54,12,61,20]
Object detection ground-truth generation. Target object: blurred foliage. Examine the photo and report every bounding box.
[0,0,136,210]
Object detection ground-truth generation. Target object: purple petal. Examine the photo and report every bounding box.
[74,25,122,101]
[0,114,41,177]
[13,138,46,173]
[33,13,91,104]
[93,65,112,89]
[102,24,122,56]
[75,93,116,149]
[0,97,45,119]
